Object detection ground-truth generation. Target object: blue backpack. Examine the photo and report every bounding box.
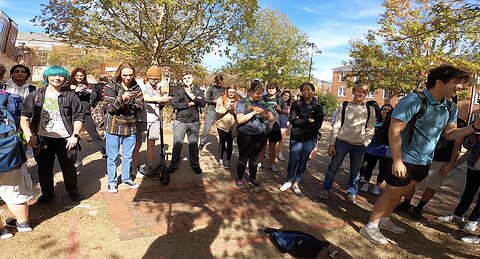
[0,91,27,173]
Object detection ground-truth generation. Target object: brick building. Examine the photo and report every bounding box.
[0,11,18,59]
[329,64,475,122]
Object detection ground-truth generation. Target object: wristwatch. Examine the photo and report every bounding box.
[73,133,81,140]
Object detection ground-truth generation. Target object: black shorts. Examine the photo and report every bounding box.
[266,122,282,143]
[384,157,431,187]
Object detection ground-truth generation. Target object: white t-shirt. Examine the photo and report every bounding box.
[37,91,70,138]
[140,82,161,124]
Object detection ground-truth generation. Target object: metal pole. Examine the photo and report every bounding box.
[308,50,313,82]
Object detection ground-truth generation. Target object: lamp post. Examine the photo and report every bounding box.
[307,42,321,82]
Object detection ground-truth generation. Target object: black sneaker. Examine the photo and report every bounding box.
[107,184,118,194]
[394,203,411,212]
[5,218,32,232]
[411,207,423,220]
[68,191,84,202]
[249,179,260,188]
[193,168,203,175]
[122,180,139,189]
[37,194,55,205]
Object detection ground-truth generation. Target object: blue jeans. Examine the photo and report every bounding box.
[105,133,136,185]
[323,139,366,195]
[286,137,317,183]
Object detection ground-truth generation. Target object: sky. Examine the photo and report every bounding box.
[0,0,384,82]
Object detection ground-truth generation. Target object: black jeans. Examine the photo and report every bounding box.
[217,128,233,161]
[236,131,265,180]
[34,137,79,196]
[454,168,480,221]
[360,153,387,184]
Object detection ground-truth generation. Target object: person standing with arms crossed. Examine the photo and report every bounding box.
[199,75,225,151]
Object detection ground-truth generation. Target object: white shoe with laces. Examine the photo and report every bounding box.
[359,226,388,245]
[437,214,465,222]
[463,221,478,232]
[379,219,405,234]
[461,235,480,244]
[280,182,292,192]
[292,184,302,195]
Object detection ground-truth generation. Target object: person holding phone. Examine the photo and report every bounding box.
[215,85,240,168]
[103,62,144,193]
[69,68,106,167]
[165,72,206,175]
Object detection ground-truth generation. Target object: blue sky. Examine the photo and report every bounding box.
[1,0,384,82]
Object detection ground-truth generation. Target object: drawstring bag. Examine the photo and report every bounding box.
[264,227,338,258]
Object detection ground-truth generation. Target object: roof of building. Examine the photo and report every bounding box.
[332,64,354,72]
[16,32,61,43]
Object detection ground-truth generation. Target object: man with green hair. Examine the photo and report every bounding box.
[20,66,84,204]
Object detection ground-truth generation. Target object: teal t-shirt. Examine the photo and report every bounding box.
[387,89,457,165]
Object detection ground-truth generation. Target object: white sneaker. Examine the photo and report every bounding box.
[437,214,465,222]
[319,190,329,200]
[292,184,302,195]
[379,219,405,234]
[277,153,285,161]
[219,159,224,167]
[347,194,356,204]
[257,163,263,170]
[224,160,230,169]
[269,164,279,173]
[360,183,370,192]
[461,235,480,244]
[371,186,382,196]
[463,221,478,232]
[280,182,292,192]
[359,226,388,245]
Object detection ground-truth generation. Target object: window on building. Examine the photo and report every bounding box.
[366,91,375,98]
[476,92,480,104]
[38,50,49,66]
[383,90,390,99]
[339,73,347,82]
[337,87,346,97]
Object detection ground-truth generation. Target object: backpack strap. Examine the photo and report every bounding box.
[405,91,427,143]
[30,89,45,134]
[340,101,349,127]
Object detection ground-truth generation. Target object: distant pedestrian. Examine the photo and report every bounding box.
[276,90,292,161]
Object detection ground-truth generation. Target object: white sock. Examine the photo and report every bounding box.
[379,217,390,224]
[365,222,379,229]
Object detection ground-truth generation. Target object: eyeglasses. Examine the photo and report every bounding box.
[382,108,392,112]
[227,91,236,94]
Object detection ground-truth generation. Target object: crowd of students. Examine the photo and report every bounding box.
[0,63,479,246]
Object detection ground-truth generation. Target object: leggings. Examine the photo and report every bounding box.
[454,168,480,221]
[217,128,233,161]
[236,131,265,180]
[360,153,387,184]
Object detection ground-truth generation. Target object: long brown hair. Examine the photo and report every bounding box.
[114,62,136,82]
[222,85,240,105]
[70,67,88,86]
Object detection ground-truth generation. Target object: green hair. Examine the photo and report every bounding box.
[43,66,69,86]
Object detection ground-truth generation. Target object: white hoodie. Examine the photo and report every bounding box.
[5,78,31,99]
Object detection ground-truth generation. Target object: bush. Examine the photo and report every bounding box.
[318,92,338,117]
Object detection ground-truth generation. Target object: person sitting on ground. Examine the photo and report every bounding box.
[235,80,274,188]
[360,65,474,245]
[437,131,480,232]
[279,82,323,195]
[320,83,376,204]
[134,65,172,176]
[215,85,240,169]
[20,66,85,204]
[359,104,394,196]
[165,72,206,175]
[103,62,144,193]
